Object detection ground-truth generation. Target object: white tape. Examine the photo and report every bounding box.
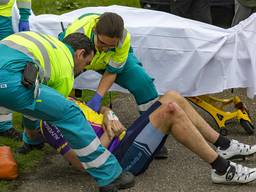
[107,111,119,121]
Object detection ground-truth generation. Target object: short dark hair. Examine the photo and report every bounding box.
[95,12,124,39]
[63,33,93,57]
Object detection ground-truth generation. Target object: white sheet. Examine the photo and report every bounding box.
[12,5,256,98]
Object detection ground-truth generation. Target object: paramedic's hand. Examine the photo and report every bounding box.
[87,92,103,112]
[19,21,30,31]
[103,110,126,139]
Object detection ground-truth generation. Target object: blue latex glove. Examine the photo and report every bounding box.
[19,21,30,32]
[87,92,103,112]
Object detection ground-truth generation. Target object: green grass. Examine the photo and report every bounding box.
[32,0,141,15]
[0,180,9,192]
[0,113,50,191]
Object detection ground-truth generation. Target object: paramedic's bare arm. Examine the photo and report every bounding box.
[96,71,117,97]
[63,150,84,171]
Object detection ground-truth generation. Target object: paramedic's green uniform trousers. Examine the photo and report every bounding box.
[0,42,122,187]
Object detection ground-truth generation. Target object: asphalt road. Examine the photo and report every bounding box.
[11,89,256,192]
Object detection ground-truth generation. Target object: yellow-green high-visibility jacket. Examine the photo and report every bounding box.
[0,31,74,97]
[0,0,31,20]
[64,14,131,74]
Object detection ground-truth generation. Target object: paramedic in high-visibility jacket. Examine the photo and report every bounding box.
[0,0,31,140]
[59,12,159,113]
[0,31,134,192]
[59,12,169,158]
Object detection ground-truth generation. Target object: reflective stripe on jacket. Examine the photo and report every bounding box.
[0,31,74,97]
[0,0,31,17]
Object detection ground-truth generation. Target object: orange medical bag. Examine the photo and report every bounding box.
[0,146,18,180]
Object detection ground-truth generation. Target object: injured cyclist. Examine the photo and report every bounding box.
[39,91,256,184]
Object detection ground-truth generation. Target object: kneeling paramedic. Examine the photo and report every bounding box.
[0,31,134,192]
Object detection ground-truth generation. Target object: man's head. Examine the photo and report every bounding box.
[63,33,94,76]
[94,12,124,52]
